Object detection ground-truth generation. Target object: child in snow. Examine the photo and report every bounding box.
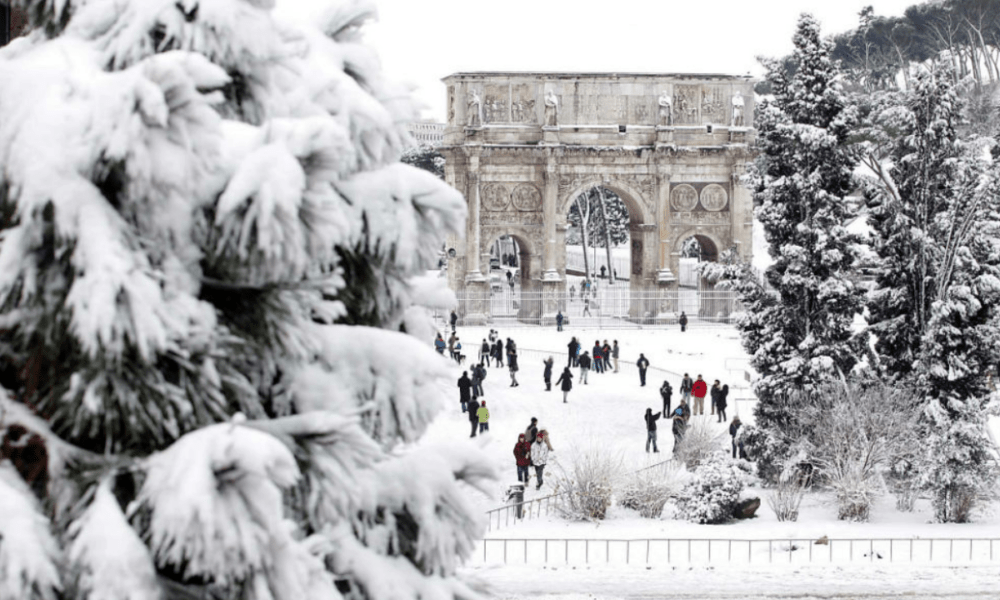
[476,401,490,434]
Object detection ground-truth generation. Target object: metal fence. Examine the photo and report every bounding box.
[475,537,1000,566]
[443,288,745,328]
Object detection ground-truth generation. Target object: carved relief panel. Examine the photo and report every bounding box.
[700,87,726,124]
[511,184,542,212]
[482,183,511,211]
[673,85,700,125]
[670,184,699,211]
[511,84,537,124]
[669,183,731,224]
[483,84,509,124]
[700,184,728,211]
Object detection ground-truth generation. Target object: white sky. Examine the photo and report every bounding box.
[337,0,916,121]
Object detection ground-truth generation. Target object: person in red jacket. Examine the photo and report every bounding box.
[513,433,532,483]
[691,374,708,416]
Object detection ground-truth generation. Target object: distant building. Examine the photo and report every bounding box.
[407,121,445,146]
[1,2,28,47]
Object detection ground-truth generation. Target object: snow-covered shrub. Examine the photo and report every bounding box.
[618,461,688,518]
[674,418,726,470]
[802,380,919,522]
[919,396,1000,523]
[672,452,746,524]
[553,447,621,521]
[766,472,810,522]
[737,424,789,485]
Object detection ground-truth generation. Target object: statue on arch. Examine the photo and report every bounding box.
[658,91,672,126]
[731,92,745,127]
[467,90,482,127]
[544,90,559,127]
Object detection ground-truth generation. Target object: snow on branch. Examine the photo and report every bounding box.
[290,324,451,444]
[0,462,61,600]
[137,423,304,589]
[67,479,160,600]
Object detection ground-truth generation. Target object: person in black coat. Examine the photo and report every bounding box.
[659,380,673,416]
[710,380,722,416]
[567,337,579,367]
[467,398,480,438]
[494,338,505,368]
[556,367,573,403]
[644,408,661,453]
[679,311,688,332]
[450,310,458,333]
[457,372,472,413]
[717,383,729,423]
[543,357,554,391]
[636,354,650,386]
[730,415,743,458]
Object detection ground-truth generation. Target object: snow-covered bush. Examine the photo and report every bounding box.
[554,447,621,521]
[737,423,789,485]
[766,472,809,522]
[0,0,493,598]
[672,452,747,525]
[674,418,726,470]
[618,461,688,519]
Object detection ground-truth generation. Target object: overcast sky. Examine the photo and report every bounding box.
[347,0,918,121]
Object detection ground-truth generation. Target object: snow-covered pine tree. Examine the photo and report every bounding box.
[0,1,494,599]
[861,64,1000,521]
[744,14,865,467]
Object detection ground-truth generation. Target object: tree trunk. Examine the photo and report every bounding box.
[596,187,615,285]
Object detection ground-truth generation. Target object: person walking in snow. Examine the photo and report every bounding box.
[508,346,519,387]
[568,337,580,368]
[479,338,490,366]
[679,311,688,332]
[447,333,457,360]
[680,373,693,402]
[672,399,690,451]
[467,397,480,438]
[495,338,505,368]
[592,341,603,374]
[602,340,612,372]
[476,400,490,434]
[454,338,463,364]
[710,380,722,416]
[450,310,458,334]
[530,430,552,490]
[730,415,744,459]
[577,351,591,385]
[514,434,532,483]
[612,340,620,373]
[470,364,483,399]
[583,297,592,317]
[691,375,708,416]
[524,417,539,445]
[543,356,554,391]
[636,353,650,386]
[457,371,472,413]
[644,408,662,453]
[434,333,446,354]
[659,380,673,416]
[717,383,729,423]
[557,367,574,403]
[556,311,564,332]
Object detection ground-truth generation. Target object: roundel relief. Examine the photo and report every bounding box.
[482,183,510,211]
[511,184,542,211]
[700,184,728,211]
[670,185,698,211]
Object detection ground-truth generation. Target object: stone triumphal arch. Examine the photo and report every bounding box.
[440,72,756,324]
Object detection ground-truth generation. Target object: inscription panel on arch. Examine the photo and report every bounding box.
[481,211,543,226]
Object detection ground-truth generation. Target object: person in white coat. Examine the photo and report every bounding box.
[530,429,553,490]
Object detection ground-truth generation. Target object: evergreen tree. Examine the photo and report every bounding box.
[861,64,1000,521]
[744,14,865,460]
[0,0,492,598]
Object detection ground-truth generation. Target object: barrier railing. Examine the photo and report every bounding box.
[440,288,745,329]
[475,537,1000,565]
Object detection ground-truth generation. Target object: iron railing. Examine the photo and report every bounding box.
[476,537,1000,565]
[440,288,745,328]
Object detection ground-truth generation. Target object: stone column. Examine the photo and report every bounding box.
[463,159,489,326]
[540,160,563,325]
[655,169,676,286]
[731,164,753,264]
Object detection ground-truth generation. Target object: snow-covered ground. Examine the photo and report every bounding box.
[426,325,1000,598]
